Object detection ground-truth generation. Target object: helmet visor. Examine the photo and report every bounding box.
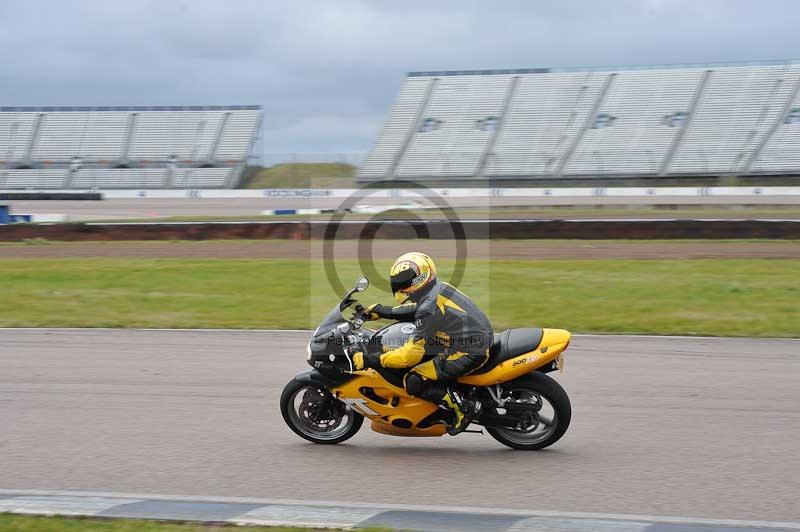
[390,268,417,295]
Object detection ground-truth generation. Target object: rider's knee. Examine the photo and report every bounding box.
[405,372,424,396]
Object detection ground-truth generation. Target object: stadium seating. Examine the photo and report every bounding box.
[359,61,800,181]
[360,77,434,179]
[489,71,613,177]
[750,67,800,173]
[395,74,514,177]
[564,69,704,176]
[0,106,260,188]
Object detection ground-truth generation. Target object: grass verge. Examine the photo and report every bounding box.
[0,513,390,531]
[240,163,356,189]
[0,258,796,336]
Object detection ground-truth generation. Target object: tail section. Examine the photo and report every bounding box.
[459,328,571,386]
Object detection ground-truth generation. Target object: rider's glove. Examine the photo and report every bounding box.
[364,303,387,321]
[350,351,381,371]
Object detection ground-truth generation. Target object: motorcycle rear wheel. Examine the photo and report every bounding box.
[280,378,363,444]
[486,372,571,450]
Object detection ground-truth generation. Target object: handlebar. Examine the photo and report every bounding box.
[350,304,366,329]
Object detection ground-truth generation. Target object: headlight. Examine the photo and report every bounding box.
[306,342,312,361]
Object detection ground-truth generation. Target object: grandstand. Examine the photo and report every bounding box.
[359,60,800,182]
[0,105,261,189]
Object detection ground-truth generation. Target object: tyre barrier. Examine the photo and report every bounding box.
[0,219,798,241]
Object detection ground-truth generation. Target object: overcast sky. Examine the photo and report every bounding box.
[2,1,799,158]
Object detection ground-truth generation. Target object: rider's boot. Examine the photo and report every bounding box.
[437,387,480,436]
[441,389,467,435]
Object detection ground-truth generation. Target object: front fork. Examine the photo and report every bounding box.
[307,388,345,424]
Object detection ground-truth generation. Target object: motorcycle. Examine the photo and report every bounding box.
[280,277,572,450]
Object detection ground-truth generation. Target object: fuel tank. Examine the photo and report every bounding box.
[371,321,418,353]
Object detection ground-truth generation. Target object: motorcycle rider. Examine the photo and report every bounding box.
[350,252,493,435]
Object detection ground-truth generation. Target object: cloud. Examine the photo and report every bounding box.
[1,0,798,156]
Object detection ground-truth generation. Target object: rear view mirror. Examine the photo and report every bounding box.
[355,277,369,292]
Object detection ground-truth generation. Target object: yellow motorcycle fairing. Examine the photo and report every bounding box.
[459,328,570,387]
[331,372,447,437]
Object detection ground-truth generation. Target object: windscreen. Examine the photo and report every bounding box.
[314,303,344,336]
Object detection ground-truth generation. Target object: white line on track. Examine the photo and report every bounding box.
[0,489,797,530]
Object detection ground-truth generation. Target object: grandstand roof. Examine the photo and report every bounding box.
[0,105,261,112]
[407,59,799,77]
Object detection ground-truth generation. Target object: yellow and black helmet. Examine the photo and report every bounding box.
[389,252,438,303]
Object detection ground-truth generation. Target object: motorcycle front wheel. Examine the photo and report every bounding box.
[486,372,571,450]
[280,379,363,444]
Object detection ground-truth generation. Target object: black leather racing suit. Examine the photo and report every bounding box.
[362,280,493,403]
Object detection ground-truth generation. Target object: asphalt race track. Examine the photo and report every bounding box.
[8,194,800,220]
[1,329,798,523]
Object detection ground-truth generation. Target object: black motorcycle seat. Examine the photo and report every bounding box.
[470,328,544,375]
